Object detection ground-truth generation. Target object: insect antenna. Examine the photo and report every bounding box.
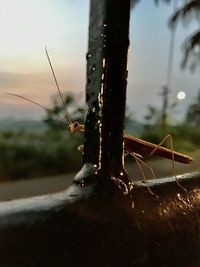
[5,92,68,125]
[45,46,72,125]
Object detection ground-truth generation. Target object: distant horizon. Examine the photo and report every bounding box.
[0,0,199,123]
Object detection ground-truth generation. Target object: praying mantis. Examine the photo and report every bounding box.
[6,48,193,193]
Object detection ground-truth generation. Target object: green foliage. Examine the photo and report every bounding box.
[0,129,83,181]
[1,91,200,181]
[44,93,84,130]
[144,106,161,125]
[140,122,198,153]
[141,102,200,153]
[0,93,85,181]
[185,89,200,126]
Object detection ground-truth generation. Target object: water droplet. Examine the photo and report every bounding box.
[92,66,96,71]
[102,58,106,68]
[86,52,92,60]
[80,180,85,187]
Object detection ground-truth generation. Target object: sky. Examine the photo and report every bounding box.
[0,0,199,122]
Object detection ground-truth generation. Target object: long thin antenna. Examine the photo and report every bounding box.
[5,92,68,125]
[45,46,72,124]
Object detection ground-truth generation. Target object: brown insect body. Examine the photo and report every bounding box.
[124,134,193,164]
[68,122,193,164]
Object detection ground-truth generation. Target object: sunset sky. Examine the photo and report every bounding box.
[0,0,199,122]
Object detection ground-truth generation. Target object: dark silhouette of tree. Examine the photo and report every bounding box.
[131,0,170,8]
[169,0,200,72]
[144,105,161,126]
[131,0,200,71]
[185,89,200,127]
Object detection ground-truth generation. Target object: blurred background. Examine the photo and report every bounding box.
[0,0,199,199]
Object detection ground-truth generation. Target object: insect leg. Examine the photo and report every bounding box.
[149,134,187,192]
[77,144,84,153]
[129,152,156,195]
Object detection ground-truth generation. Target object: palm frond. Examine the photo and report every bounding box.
[181,31,200,71]
[154,0,171,5]
[131,0,172,9]
[169,0,200,28]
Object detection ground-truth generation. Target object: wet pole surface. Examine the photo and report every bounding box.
[0,0,199,267]
[78,0,130,180]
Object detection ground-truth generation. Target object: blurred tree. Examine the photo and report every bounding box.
[141,105,163,144]
[144,105,161,126]
[125,107,137,126]
[44,93,84,131]
[169,0,200,72]
[131,0,200,71]
[185,89,200,127]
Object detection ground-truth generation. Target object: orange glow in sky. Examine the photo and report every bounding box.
[0,0,89,119]
[0,0,199,121]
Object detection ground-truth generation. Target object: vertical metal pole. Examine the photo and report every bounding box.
[82,0,131,182]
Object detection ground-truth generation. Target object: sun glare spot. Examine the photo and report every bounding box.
[177,91,186,100]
